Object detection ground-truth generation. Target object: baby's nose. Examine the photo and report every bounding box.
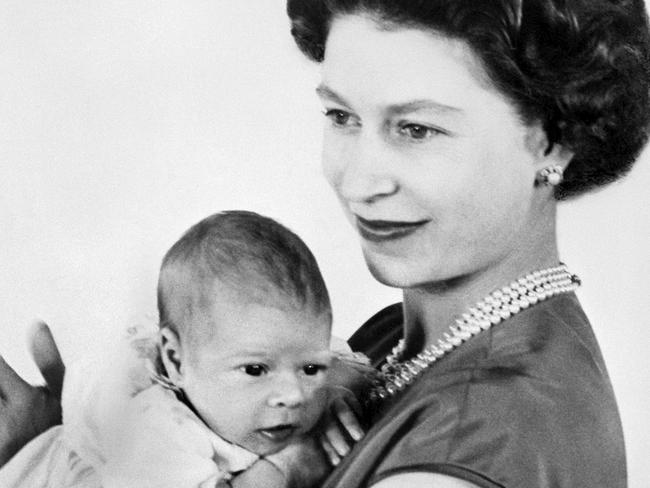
[267,374,308,408]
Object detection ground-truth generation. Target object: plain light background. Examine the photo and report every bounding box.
[1,1,648,485]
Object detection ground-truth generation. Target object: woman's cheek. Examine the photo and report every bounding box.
[321,130,349,190]
[321,154,338,192]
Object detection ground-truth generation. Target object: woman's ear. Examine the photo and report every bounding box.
[159,327,184,386]
[525,123,574,171]
[541,141,574,170]
[525,123,574,190]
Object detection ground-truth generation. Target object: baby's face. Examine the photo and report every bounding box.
[178,290,331,456]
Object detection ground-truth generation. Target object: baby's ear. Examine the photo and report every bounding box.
[159,328,184,385]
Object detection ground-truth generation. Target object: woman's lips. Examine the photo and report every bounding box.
[355,216,429,242]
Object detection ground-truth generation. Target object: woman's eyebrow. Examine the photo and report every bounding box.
[387,99,463,116]
[316,84,462,117]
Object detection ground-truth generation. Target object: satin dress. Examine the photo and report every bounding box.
[325,293,626,488]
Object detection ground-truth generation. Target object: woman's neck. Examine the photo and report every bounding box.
[401,203,560,357]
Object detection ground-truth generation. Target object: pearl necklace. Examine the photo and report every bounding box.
[369,263,581,403]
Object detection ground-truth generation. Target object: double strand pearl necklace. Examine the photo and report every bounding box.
[369,263,581,403]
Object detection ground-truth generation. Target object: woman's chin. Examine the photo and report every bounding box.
[363,251,435,289]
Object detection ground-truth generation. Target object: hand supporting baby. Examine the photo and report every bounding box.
[0,322,64,467]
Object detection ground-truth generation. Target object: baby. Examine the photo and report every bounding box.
[0,211,370,488]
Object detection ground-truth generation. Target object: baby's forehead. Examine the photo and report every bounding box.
[188,285,328,334]
[189,310,334,365]
[169,275,296,314]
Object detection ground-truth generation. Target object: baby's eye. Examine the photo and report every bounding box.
[242,364,268,377]
[398,123,443,141]
[323,109,358,127]
[302,364,327,376]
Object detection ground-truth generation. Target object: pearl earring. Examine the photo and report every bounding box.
[536,165,564,186]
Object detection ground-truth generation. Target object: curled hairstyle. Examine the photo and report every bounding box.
[157,210,331,337]
[288,0,650,199]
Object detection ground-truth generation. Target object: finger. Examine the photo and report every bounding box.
[0,354,31,399]
[319,434,341,466]
[28,321,65,400]
[333,397,365,441]
[323,418,352,457]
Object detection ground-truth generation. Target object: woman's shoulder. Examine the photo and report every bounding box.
[485,292,610,380]
[409,294,622,445]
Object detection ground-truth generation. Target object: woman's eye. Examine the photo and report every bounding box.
[399,123,441,140]
[323,109,355,127]
[242,364,267,377]
[302,364,326,376]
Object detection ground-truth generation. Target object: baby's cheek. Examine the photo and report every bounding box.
[307,383,330,420]
[314,382,329,403]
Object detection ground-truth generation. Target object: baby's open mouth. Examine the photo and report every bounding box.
[258,424,297,442]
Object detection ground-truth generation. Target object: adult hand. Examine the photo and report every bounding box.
[0,321,64,467]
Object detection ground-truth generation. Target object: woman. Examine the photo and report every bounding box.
[285,0,649,486]
[1,0,649,486]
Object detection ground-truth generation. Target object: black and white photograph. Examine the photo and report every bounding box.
[1,1,649,487]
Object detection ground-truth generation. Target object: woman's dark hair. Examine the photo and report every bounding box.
[288,0,650,199]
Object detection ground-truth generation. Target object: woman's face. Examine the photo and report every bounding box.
[317,15,550,288]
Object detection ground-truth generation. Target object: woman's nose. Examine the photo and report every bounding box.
[327,134,398,204]
[267,374,308,409]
